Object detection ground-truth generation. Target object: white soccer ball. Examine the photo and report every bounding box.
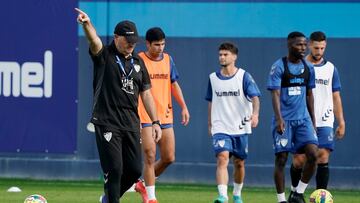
[24,194,47,203]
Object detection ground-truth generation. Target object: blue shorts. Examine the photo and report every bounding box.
[272,118,318,154]
[316,127,334,151]
[212,133,248,160]
[141,123,173,129]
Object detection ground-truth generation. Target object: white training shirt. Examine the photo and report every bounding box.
[209,68,253,135]
[313,61,335,127]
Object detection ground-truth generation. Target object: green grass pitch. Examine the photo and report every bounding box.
[0,178,359,202]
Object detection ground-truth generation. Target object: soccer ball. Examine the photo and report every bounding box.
[24,194,47,203]
[309,189,333,203]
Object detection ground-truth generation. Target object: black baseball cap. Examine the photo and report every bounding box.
[114,20,139,43]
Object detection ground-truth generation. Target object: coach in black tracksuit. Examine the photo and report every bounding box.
[75,8,162,203]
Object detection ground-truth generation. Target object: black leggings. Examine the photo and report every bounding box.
[95,125,142,203]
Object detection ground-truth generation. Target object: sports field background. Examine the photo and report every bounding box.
[1,178,359,203]
[0,0,360,198]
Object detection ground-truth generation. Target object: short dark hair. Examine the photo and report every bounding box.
[287,31,306,40]
[310,31,327,42]
[145,27,166,43]
[219,42,238,55]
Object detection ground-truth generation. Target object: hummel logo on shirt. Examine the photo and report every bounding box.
[315,78,330,85]
[150,73,168,79]
[215,89,240,97]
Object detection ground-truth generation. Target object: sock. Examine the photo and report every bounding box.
[277,193,286,202]
[233,182,243,197]
[217,184,228,199]
[316,163,329,189]
[146,185,156,200]
[296,181,308,194]
[290,164,302,190]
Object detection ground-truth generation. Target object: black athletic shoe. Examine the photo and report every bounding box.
[287,191,294,202]
[289,192,305,203]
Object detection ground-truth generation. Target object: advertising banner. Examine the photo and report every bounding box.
[0,0,78,153]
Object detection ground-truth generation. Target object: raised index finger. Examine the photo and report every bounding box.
[74,8,85,15]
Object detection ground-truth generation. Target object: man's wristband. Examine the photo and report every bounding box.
[152,120,161,126]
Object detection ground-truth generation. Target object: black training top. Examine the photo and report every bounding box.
[281,57,310,87]
[90,41,151,132]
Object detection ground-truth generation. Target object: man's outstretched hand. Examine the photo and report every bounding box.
[75,8,90,25]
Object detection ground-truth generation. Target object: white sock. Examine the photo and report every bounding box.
[217,184,228,199]
[233,182,243,197]
[277,193,286,202]
[296,181,308,194]
[146,185,156,200]
[290,185,296,192]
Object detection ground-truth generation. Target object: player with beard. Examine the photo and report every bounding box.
[267,32,318,203]
[289,31,345,195]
